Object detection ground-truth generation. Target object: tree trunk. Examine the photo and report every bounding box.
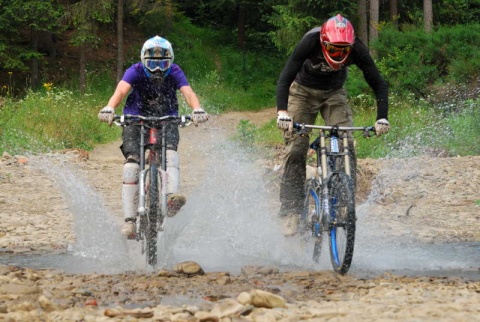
[116,0,124,82]
[390,0,398,29]
[79,45,86,94]
[357,0,368,44]
[369,0,379,58]
[424,0,433,33]
[237,1,246,49]
[30,31,40,89]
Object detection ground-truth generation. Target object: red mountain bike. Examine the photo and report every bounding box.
[114,114,191,267]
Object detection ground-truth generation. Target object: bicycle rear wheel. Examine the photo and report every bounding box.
[145,162,160,267]
[300,179,323,263]
[327,172,355,274]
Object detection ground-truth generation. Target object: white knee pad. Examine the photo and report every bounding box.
[123,162,139,184]
[166,150,179,194]
[122,162,139,219]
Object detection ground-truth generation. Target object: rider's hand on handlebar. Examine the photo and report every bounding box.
[374,118,390,136]
[98,106,115,125]
[192,108,209,125]
[277,110,293,131]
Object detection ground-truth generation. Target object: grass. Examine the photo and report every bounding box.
[0,86,120,155]
[1,84,478,159]
[229,93,480,159]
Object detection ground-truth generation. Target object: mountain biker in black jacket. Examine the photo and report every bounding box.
[275,14,390,236]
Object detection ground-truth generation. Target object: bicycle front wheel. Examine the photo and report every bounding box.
[327,172,356,274]
[145,162,160,267]
[300,178,323,263]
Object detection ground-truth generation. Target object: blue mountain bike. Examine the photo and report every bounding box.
[294,123,375,274]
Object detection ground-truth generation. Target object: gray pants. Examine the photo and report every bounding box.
[279,82,355,215]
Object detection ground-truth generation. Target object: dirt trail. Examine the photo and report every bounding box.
[0,108,479,321]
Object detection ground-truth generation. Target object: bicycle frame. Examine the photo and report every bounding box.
[138,123,168,232]
[308,125,372,180]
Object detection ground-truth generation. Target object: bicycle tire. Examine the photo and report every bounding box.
[145,161,159,267]
[327,172,355,274]
[300,178,323,263]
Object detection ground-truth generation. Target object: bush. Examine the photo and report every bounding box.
[373,24,480,96]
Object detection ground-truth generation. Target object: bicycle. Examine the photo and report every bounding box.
[113,114,192,267]
[294,123,375,274]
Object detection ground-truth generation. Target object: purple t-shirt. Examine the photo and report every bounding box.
[122,62,189,116]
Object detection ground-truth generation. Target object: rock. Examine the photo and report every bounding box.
[104,307,154,318]
[210,298,249,318]
[195,310,220,321]
[240,266,279,278]
[38,295,57,312]
[0,283,40,295]
[157,269,180,277]
[236,292,252,305]
[173,261,205,275]
[249,290,286,309]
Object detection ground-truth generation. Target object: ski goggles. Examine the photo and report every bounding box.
[144,58,171,72]
[323,42,352,55]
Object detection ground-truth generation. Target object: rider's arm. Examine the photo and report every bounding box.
[350,38,389,120]
[276,29,319,112]
[106,80,132,109]
[179,85,202,111]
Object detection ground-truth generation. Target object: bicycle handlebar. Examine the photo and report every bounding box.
[293,123,376,138]
[293,123,374,132]
[113,114,192,127]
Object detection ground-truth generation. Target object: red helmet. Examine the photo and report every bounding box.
[320,14,355,70]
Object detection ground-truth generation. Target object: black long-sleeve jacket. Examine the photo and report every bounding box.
[276,27,388,120]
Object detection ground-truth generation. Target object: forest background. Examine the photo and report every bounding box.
[0,0,479,158]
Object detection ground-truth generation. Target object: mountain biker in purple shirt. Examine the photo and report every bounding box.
[98,36,209,238]
[275,14,390,236]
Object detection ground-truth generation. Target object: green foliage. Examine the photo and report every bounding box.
[268,4,318,54]
[0,88,117,155]
[352,95,480,158]
[67,0,113,46]
[374,24,480,96]
[434,0,480,25]
[236,119,258,147]
[169,17,282,113]
[0,0,63,70]
[1,17,479,161]
[238,94,480,159]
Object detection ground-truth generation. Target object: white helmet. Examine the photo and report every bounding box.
[140,36,174,80]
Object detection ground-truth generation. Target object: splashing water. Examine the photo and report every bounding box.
[353,159,479,275]
[2,134,476,277]
[26,155,140,273]
[155,138,328,273]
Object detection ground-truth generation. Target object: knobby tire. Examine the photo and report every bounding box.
[301,179,323,262]
[146,161,159,267]
[327,172,355,274]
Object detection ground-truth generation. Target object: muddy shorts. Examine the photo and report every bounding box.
[120,122,180,160]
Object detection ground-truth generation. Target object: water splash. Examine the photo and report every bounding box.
[157,139,326,273]
[353,159,479,274]
[29,155,138,273]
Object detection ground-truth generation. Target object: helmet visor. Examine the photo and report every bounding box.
[323,42,352,62]
[144,58,171,72]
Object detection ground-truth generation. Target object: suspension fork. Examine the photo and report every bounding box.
[319,130,330,223]
[159,124,168,227]
[138,123,147,217]
[341,131,351,177]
